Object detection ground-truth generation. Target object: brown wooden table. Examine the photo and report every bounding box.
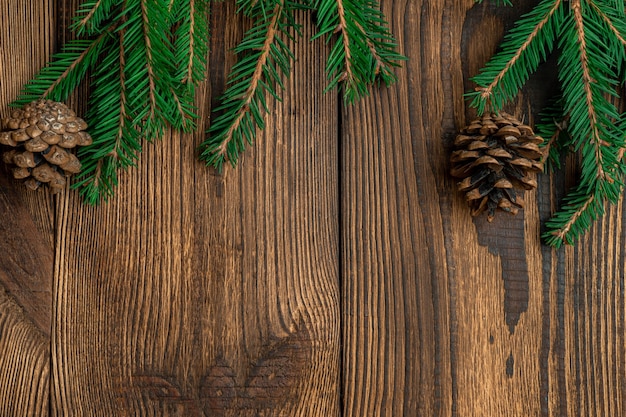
[1,0,624,415]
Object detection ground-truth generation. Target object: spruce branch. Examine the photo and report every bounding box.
[11,0,403,201]
[313,0,404,102]
[74,27,137,203]
[197,0,403,169]
[467,0,626,247]
[542,185,602,247]
[536,98,570,170]
[468,0,564,114]
[172,0,209,86]
[559,1,622,189]
[198,0,301,170]
[543,144,626,247]
[11,0,210,203]
[359,0,404,86]
[72,0,122,35]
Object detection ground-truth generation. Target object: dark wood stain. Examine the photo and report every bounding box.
[1,0,625,416]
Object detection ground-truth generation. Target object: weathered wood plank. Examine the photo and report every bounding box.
[0,1,56,330]
[0,173,54,338]
[3,0,626,415]
[554,203,626,417]
[341,0,468,414]
[0,178,51,415]
[342,0,626,416]
[0,1,56,415]
[0,289,50,416]
[50,2,340,416]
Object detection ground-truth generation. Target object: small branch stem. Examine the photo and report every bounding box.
[355,20,382,75]
[110,28,128,159]
[141,0,157,122]
[76,0,103,30]
[215,0,284,158]
[551,195,594,241]
[540,114,569,163]
[479,0,562,101]
[336,0,354,83]
[42,31,109,98]
[572,0,608,182]
[183,0,196,84]
[590,2,626,48]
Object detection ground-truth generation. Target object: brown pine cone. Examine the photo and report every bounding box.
[0,99,92,194]
[450,112,544,221]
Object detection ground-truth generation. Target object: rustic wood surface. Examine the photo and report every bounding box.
[0,0,624,416]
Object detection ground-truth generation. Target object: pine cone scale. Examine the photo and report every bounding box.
[0,100,90,194]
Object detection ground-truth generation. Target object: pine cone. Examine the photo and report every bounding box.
[450,112,544,221]
[0,100,92,194]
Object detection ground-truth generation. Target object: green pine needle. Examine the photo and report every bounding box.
[535,97,570,171]
[467,0,626,247]
[74,29,139,204]
[72,0,123,36]
[313,0,404,102]
[198,0,301,171]
[11,0,209,204]
[542,184,605,248]
[74,0,207,204]
[11,0,403,202]
[172,0,209,87]
[198,0,405,170]
[467,0,564,114]
[11,33,111,107]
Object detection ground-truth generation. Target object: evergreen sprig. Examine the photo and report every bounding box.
[10,0,403,200]
[11,0,209,204]
[198,0,405,169]
[12,34,111,106]
[198,0,302,170]
[468,0,626,248]
[535,97,569,170]
[311,0,402,101]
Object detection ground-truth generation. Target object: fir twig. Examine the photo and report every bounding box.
[359,0,404,86]
[198,0,403,169]
[543,187,602,247]
[536,101,570,171]
[313,0,404,101]
[544,146,626,246]
[73,0,209,203]
[12,31,112,106]
[468,0,564,113]
[198,0,301,170]
[75,26,137,203]
[11,0,403,202]
[467,0,626,247]
[173,0,209,86]
[11,0,209,203]
[72,0,122,35]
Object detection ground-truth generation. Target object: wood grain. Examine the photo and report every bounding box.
[0,289,50,416]
[342,0,626,416]
[0,1,55,415]
[0,0,56,324]
[0,0,58,247]
[49,1,339,415]
[0,176,51,415]
[1,0,626,415]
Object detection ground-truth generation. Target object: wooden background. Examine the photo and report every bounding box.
[1,0,625,415]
